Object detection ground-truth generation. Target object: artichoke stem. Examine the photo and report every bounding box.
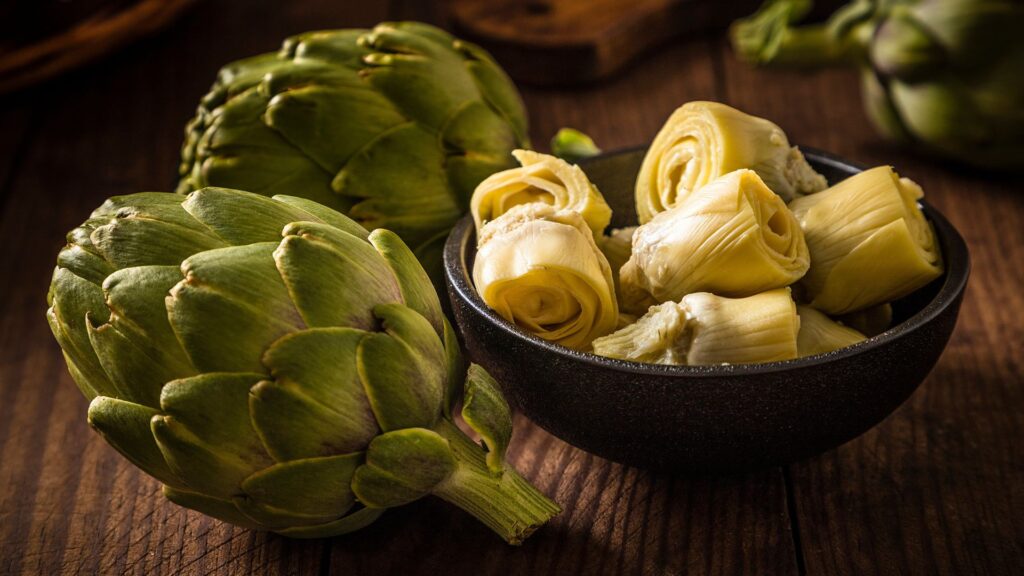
[733,23,852,67]
[432,419,560,544]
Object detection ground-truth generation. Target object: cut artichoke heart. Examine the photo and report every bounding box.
[796,305,866,357]
[473,204,618,350]
[620,169,809,314]
[789,166,943,315]
[597,226,637,299]
[471,150,612,239]
[593,288,800,365]
[635,101,826,222]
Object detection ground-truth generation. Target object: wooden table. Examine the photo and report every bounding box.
[1,1,1021,574]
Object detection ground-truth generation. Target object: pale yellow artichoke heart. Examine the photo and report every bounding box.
[593,288,800,365]
[473,205,618,350]
[597,226,637,299]
[796,305,866,358]
[471,149,612,239]
[619,169,809,314]
[635,101,826,223]
[788,166,943,315]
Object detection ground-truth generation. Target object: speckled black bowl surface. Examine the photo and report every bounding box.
[444,148,970,472]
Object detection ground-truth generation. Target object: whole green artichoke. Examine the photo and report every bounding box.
[46,188,558,543]
[730,0,1024,169]
[177,22,529,280]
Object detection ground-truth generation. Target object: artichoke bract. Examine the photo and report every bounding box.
[620,169,809,314]
[46,188,558,544]
[796,305,866,357]
[177,22,529,280]
[470,150,612,239]
[788,166,943,315]
[473,204,618,351]
[593,289,800,365]
[635,101,826,222]
[731,0,1024,169]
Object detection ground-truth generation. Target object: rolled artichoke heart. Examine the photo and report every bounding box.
[620,169,810,314]
[593,288,800,365]
[46,188,558,544]
[788,166,943,315]
[635,101,826,222]
[473,204,618,350]
[471,149,612,238]
[796,305,866,358]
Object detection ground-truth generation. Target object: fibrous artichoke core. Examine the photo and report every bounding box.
[177,22,529,281]
[593,289,801,365]
[47,188,558,543]
[620,168,810,314]
[635,101,826,222]
[789,165,943,314]
[473,204,618,351]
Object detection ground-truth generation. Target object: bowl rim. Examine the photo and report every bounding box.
[443,147,971,377]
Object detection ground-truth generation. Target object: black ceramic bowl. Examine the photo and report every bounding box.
[444,148,969,472]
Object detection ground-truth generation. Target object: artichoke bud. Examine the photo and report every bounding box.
[635,101,826,222]
[550,128,602,163]
[796,305,866,357]
[471,150,612,239]
[620,169,809,314]
[870,6,944,81]
[788,166,943,315]
[473,204,619,351]
[48,188,557,543]
[177,22,529,280]
[593,289,800,365]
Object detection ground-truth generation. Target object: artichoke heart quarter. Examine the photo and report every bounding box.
[796,305,866,358]
[788,166,943,315]
[593,289,800,365]
[473,205,618,350]
[471,150,612,238]
[620,169,809,314]
[635,101,826,222]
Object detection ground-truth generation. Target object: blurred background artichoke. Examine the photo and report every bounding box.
[177,22,529,281]
[731,0,1024,170]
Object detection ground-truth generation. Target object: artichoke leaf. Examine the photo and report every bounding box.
[368,228,445,338]
[351,428,456,508]
[275,222,403,330]
[87,396,185,490]
[162,486,262,530]
[271,194,371,240]
[168,243,305,373]
[357,304,448,432]
[47,268,115,398]
[183,187,338,246]
[275,506,385,539]
[550,128,601,163]
[252,328,379,461]
[237,452,363,526]
[461,364,512,474]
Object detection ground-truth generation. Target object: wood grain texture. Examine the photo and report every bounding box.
[0,2,1020,576]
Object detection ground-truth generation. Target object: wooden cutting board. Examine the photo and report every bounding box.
[448,0,761,85]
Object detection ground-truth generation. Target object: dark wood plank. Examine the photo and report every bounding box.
[0,1,388,575]
[716,38,1024,575]
[324,36,799,576]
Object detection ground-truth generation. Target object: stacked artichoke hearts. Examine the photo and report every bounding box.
[789,166,943,315]
[634,101,826,222]
[593,289,800,365]
[473,204,618,351]
[47,189,558,543]
[620,169,809,313]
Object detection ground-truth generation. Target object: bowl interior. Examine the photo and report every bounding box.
[452,148,963,373]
